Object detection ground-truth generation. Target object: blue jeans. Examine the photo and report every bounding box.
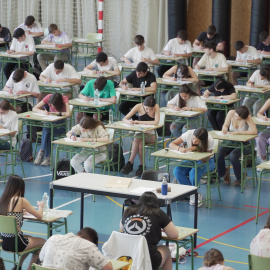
[173,157,215,186]
[0,140,13,150]
[217,144,251,181]
[41,120,66,157]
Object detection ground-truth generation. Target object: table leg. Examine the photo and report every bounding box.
[194,192,198,248]
[80,192,84,229]
[50,123,54,171]
[255,170,263,223]
[191,235,194,270]
[206,159,211,209]
[240,143,244,193]
[64,218,68,233]
[54,146,60,180]
[142,133,145,171]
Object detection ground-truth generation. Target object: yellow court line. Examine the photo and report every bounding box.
[106,196,123,208]
[22,230,47,236]
[198,236,250,251]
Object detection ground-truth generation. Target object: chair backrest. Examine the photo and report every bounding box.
[32,263,64,270]
[106,128,115,142]
[158,112,165,126]
[87,33,103,40]
[248,254,270,270]
[102,231,152,270]
[213,139,219,154]
[141,169,170,182]
[18,120,23,133]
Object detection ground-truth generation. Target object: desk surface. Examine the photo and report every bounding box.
[252,116,270,126]
[156,78,193,86]
[160,107,202,118]
[0,52,29,58]
[116,88,156,97]
[120,63,155,69]
[193,69,228,76]
[192,48,205,53]
[161,226,199,241]
[38,81,76,88]
[105,121,163,132]
[52,138,112,149]
[234,85,270,93]
[226,60,257,68]
[73,38,105,44]
[0,130,16,138]
[0,91,32,99]
[35,44,70,50]
[151,148,213,161]
[51,173,197,202]
[69,98,113,108]
[201,96,240,105]
[156,54,188,61]
[257,160,270,170]
[77,71,114,78]
[19,111,68,122]
[209,130,257,142]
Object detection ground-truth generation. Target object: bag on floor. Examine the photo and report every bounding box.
[53,157,75,180]
[19,139,33,162]
[108,144,125,172]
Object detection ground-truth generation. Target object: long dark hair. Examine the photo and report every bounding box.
[193,127,208,152]
[0,175,25,215]
[235,105,249,120]
[79,116,105,130]
[178,84,199,108]
[48,93,65,112]
[176,65,191,79]
[123,192,160,217]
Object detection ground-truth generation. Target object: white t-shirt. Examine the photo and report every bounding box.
[10,35,36,53]
[6,71,40,105]
[43,31,71,44]
[124,46,157,65]
[0,110,18,147]
[249,69,270,85]
[17,22,43,34]
[163,38,192,54]
[181,129,214,151]
[167,94,207,109]
[90,56,119,71]
[236,45,260,61]
[197,52,228,69]
[40,233,110,270]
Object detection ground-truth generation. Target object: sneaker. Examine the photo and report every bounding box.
[189,193,203,207]
[41,157,50,166]
[34,151,44,165]
[136,165,144,177]
[120,161,133,175]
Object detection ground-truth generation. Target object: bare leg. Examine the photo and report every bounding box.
[16,105,22,114]
[138,135,156,165]
[192,57,201,69]
[232,71,240,85]
[129,137,141,163]
[157,245,172,270]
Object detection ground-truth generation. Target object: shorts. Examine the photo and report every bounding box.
[1,231,29,252]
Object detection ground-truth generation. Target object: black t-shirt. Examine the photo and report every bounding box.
[122,209,171,256]
[0,27,11,49]
[197,32,223,46]
[126,70,156,88]
[208,81,235,96]
[257,42,270,52]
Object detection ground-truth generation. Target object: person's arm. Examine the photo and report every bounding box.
[145,81,157,93]
[16,90,39,98]
[62,102,71,117]
[134,104,160,125]
[193,39,203,49]
[55,42,72,49]
[22,197,44,220]
[55,77,81,84]
[11,50,34,56]
[182,97,207,112]
[141,57,160,65]
[222,92,237,100]
[203,89,211,98]
[122,104,140,125]
[167,95,180,111]
[104,66,121,76]
[99,95,116,103]
[213,66,229,72]
[174,52,192,58]
[163,65,177,81]
[40,74,52,83]
[79,127,109,143]
[221,110,234,134]
[84,63,95,73]
[33,100,50,115]
[119,78,128,90]
[261,50,270,55]
[169,136,186,152]
[163,221,179,239]
[257,98,270,120]
[216,42,224,52]
[247,58,262,65]
[3,84,14,94]
[120,56,132,64]
[78,92,91,101]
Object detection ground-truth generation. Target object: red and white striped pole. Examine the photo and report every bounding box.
[98,0,103,52]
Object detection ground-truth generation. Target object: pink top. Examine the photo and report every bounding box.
[42,94,68,113]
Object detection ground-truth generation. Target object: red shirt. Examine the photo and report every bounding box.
[42,94,68,112]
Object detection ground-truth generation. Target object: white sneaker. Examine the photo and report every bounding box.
[41,157,50,166]
[189,193,203,207]
[257,159,267,172]
[34,151,44,165]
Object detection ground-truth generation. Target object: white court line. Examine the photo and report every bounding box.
[54,194,92,209]
[159,165,166,169]
[23,174,52,180]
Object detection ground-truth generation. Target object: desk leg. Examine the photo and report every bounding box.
[142,133,145,171]
[256,170,263,224]
[191,235,194,270]
[54,146,59,180]
[80,192,84,229]
[50,124,54,171]
[194,192,198,248]
[240,143,244,193]
[166,204,172,221]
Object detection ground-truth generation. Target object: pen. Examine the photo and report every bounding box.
[43,106,47,111]
[72,131,76,137]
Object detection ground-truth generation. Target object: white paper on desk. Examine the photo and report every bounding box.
[37,44,55,48]
[64,138,81,142]
[119,123,134,127]
[33,112,46,117]
[44,209,72,218]
[73,98,88,103]
[125,91,140,94]
[234,85,254,90]
[0,129,10,133]
[179,111,198,116]
[170,150,194,154]
[89,101,111,106]
[42,116,61,120]
[51,81,71,85]
[140,124,155,127]
[75,38,88,42]
[255,118,270,123]
[131,187,156,194]
[0,52,26,57]
[165,108,176,112]
[214,131,226,136]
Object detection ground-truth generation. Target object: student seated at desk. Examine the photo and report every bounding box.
[0,175,46,270]
[169,127,215,206]
[257,31,270,55]
[40,227,112,270]
[198,248,235,270]
[232,41,262,85]
[77,76,116,123]
[121,191,179,270]
[157,30,192,77]
[0,100,18,150]
[16,15,44,37]
[203,78,236,130]
[120,34,159,66]
[256,98,270,166]
[119,62,157,120]
[120,96,160,177]
[33,93,71,166]
[0,23,11,49]
[167,84,207,138]
[3,28,35,80]
[217,106,257,186]
[67,116,109,173]
[84,52,120,86]
[37,23,72,71]
[3,68,40,113]
[242,65,270,116]
[39,60,81,100]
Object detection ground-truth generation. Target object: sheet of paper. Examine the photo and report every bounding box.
[45,209,72,218]
[255,118,270,123]
[0,52,26,57]
[42,116,61,120]
[178,111,198,116]
[0,129,10,133]
[64,138,81,142]
[119,123,134,127]
[106,177,132,189]
[234,85,255,90]
[33,112,46,117]
[38,44,55,48]
[214,131,226,136]
[130,187,156,194]
[0,92,18,97]
[73,98,88,103]
[89,101,111,106]
[165,108,176,112]
[170,150,194,154]
[75,38,89,42]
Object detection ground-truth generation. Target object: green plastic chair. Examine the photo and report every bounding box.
[31,263,64,269]
[0,215,42,270]
[248,253,270,270]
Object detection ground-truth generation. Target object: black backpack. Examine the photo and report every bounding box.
[53,157,75,180]
[108,144,125,172]
[19,139,33,162]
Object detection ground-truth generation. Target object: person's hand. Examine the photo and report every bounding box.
[141,57,148,62]
[78,138,88,142]
[182,107,190,111]
[261,50,268,55]
[91,70,97,74]
[44,110,50,115]
[230,131,240,135]
[172,106,180,111]
[37,201,45,208]
[70,135,77,141]
[46,78,52,83]
[6,50,12,54]
[221,127,228,134]
[179,147,187,153]
[17,90,28,95]
[121,84,128,90]
[0,125,4,129]
[203,92,210,98]
[205,68,213,71]
[129,120,135,125]
[163,51,171,56]
[263,114,268,121]
[5,88,13,94]
[133,120,140,124]
[89,97,94,101]
[131,88,139,91]
[56,79,65,83]
[238,59,244,63]
[83,96,91,101]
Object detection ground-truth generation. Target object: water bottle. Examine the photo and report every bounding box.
[140,82,145,95]
[109,108,114,125]
[161,176,168,195]
[177,68,182,82]
[42,192,49,212]
[94,89,99,105]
